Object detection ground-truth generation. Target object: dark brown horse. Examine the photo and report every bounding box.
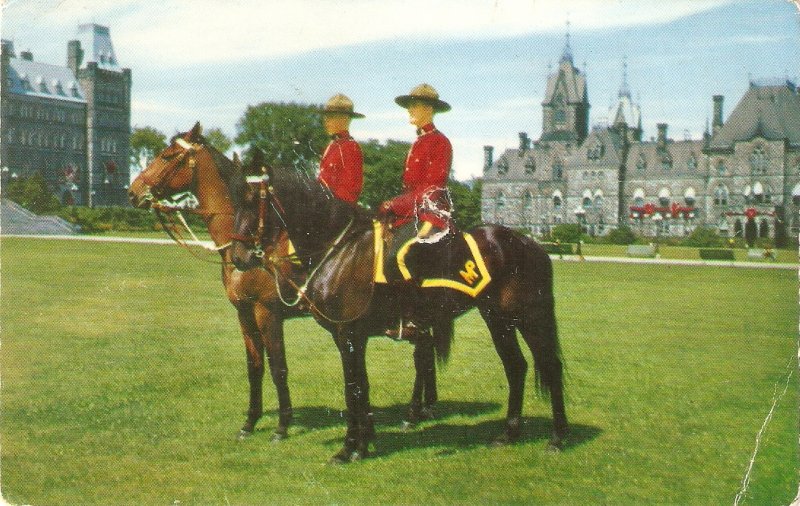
[128,124,439,442]
[228,163,568,463]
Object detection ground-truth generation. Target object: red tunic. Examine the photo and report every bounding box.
[318,131,363,204]
[382,123,452,228]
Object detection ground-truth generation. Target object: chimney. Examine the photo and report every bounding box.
[67,41,83,75]
[20,50,33,61]
[657,123,668,149]
[712,95,724,134]
[518,132,530,151]
[483,145,494,171]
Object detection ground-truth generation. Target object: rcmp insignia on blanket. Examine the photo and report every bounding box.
[372,221,491,298]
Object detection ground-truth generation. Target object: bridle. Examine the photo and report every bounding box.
[138,137,234,260]
[230,170,276,260]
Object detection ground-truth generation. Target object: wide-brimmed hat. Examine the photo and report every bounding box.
[395,83,451,113]
[322,94,365,118]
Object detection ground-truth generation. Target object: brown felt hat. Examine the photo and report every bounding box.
[395,83,451,113]
[322,93,365,118]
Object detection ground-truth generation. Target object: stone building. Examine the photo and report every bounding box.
[1,24,131,206]
[482,38,800,241]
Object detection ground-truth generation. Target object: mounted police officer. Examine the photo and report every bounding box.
[378,83,454,339]
[318,93,364,204]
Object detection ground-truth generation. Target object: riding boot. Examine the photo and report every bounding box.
[385,281,426,342]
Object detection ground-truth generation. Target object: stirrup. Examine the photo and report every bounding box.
[385,320,420,342]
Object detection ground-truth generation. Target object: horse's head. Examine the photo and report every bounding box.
[229,150,279,271]
[129,122,208,209]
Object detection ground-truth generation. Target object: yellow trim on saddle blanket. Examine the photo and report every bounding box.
[371,221,492,298]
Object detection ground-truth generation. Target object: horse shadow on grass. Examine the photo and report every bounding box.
[369,416,602,458]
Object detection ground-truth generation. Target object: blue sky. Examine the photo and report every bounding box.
[2,0,799,180]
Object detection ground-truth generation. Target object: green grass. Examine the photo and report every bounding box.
[1,237,796,504]
[579,242,798,263]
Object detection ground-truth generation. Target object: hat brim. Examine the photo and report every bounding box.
[321,109,365,119]
[395,95,451,113]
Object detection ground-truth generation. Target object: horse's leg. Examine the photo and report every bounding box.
[254,303,292,441]
[480,309,527,445]
[330,328,372,464]
[236,303,265,439]
[517,298,568,451]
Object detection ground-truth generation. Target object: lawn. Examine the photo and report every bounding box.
[1,237,796,504]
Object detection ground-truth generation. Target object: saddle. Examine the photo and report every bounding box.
[372,221,491,298]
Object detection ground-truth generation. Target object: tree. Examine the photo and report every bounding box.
[606,225,637,245]
[359,139,408,210]
[551,224,583,243]
[448,178,482,230]
[5,173,62,214]
[205,127,232,154]
[235,102,327,173]
[130,126,167,174]
[684,226,724,248]
[744,218,757,248]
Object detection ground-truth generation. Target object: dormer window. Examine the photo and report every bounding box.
[587,143,605,160]
[716,159,726,176]
[687,154,698,171]
[636,152,647,170]
[52,79,64,95]
[661,156,672,171]
[497,158,509,175]
[552,159,563,180]
[524,158,535,174]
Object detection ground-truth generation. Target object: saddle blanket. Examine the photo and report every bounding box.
[372,221,492,298]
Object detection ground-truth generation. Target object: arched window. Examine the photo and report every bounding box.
[593,194,603,209]
[582,189,592,209]
[524,157,535,174]
[553,194,563,210]
[753,181,765,204]
[684,187,696,206]
[792,183,800,206]
[523,191,533,212]
[714,184,729,206]
[497,157,509,175]
[750,145,768,175]
[716,159,727,176]
[636,153,647,170]
[687,154,698,171]
[495,192,506,223]
[552,158,563,180]
[661,155,673,171]
[658,188,671,207]
[633,188,645,207]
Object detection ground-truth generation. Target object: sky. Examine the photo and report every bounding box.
[2,0,799,180]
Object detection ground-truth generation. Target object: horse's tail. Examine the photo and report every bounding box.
[517,234,565,401]
[431,317,454,366]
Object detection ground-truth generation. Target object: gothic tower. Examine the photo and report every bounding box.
[539,28,589,146]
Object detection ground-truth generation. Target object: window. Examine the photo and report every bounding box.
[497,158,508,175]
[716,159,726,176]
[524,158,535,174]
[582,197,592,209]
[684,187,696,206]
[687,154,698,171]
[636,153,647,170]
[523,191,533,211]
[658,188,671,207]
[594,195,603,209]
[552,159,563,180]
[553,195,562,210]
[714,184,729,206]
[661,156,672,171]
[750,146,768,175]
[587,143,605,160]
[554,108,566,125]
[495,192,506,223]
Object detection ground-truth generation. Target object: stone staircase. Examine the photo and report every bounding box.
[0,199,79,235]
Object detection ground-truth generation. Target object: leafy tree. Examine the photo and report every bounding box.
[551,223,583,243]
[773,206,787,249]
[204,127,232,154]
[5,173,62,214]
[235,102,327,173]
[449,178,482,230]
[683,226,724,248]
[744,218,757,248]
[359,139,408,210]
[606,225,637,245]
[130,126,167,174]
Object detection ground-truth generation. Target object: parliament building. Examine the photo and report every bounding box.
[481,37,800,240]
[1,24,131,207]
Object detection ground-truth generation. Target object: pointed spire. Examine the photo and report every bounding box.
[560,19,573,64]
[618,56,631,98]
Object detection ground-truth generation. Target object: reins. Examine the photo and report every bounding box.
[243,173,376,324]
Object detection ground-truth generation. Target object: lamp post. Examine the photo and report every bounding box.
[652,213,663,257]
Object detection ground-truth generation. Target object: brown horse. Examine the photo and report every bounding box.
[128,123,440,442]
[228,163,568,463]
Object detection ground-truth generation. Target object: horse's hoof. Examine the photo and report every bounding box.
[271,431,288,443]
[400,420,416,432]
[491,432,518,447]
[547,435,565,452]
[418,406,436,421]
[237,429,253,441]
[328,448,354,465]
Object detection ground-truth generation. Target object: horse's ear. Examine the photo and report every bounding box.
[232,151,241,167]
[188,122,203,141]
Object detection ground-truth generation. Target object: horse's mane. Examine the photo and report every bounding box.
[228,160,374,259]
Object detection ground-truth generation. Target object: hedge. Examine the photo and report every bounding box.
[540,242,574,255]
[699,248,735,261]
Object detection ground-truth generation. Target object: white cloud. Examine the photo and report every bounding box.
[3,0,735,67]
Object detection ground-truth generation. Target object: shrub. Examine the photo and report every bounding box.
[699,248,735,260]
[4,173,62,214]
[551,224,582,244]
[540,242,574,255]
[754,237,774,249]
[56,206,207,234]
[606,226,637,245]
[683,227,724,248]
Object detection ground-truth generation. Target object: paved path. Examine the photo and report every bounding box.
[3,234,798,270]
